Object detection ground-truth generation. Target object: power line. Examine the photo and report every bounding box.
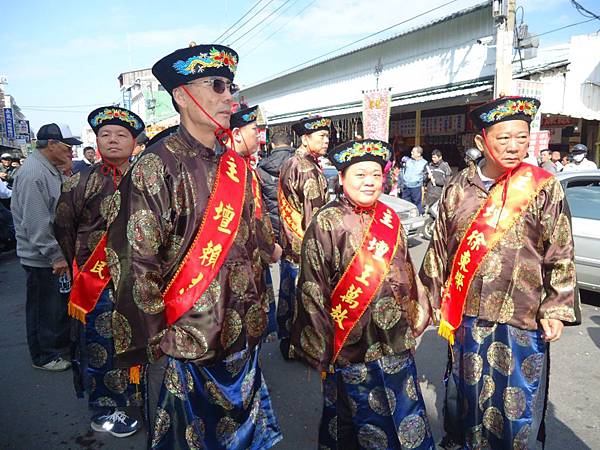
[241,0,317,57]
[251,0,460,84]
[19,103,105,108]
[232,0,298,49]
[529,18,595,38]
[214,0,265,42]
[570,0,600,21]
[220,0,278,44]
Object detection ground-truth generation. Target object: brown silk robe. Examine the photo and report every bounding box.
[54,164,121,269]
[278,149,328,264]
[419,164,578,331]
[106,126,272,368]
[290,197,431,373]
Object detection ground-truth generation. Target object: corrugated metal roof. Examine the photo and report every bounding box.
[267,77,493,124]
[244,1,491,90]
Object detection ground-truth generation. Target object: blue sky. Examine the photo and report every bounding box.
[1,0,598,135]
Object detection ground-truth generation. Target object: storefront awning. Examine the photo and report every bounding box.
[265,79,493,125]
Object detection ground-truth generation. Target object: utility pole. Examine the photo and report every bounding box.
[493,0,516,98]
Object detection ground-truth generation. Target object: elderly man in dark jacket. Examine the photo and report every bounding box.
[256,129,294,240]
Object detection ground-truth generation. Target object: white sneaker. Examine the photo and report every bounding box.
[91,410,140,438]
[32,357,71,371]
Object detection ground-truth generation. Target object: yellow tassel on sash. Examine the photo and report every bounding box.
[129,365,141,384]
[438,319,455,345]
[67,301,87,324]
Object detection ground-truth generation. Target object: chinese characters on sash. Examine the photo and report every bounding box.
[329,201,401,362]
[163,150,247,325]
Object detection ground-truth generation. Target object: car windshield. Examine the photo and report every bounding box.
[565,180,600,220]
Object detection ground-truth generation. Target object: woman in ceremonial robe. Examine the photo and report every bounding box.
[290,139,435,450]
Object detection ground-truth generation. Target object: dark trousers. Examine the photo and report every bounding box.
[402,185,424,213]
[22,265,70,366]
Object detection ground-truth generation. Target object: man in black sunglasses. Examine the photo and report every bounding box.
[107,43,282,449]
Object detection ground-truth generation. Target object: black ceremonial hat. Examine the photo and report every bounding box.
[230,105,258,129]
[87,106,145,138]
[470,96,540,131]
[152,43,239,94]
[292,116,331,136]
[328,139,392,172]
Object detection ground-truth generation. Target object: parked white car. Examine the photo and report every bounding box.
[556,170,600,293]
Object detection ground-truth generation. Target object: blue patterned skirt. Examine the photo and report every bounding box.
[149,346,282,450]
[319,352,435,450]
[277,259,299,340]
[72,289,139,411]
[445,317,548,449]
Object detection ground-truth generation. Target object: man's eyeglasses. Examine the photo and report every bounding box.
[189,78,240,95]
[55,141,73,149]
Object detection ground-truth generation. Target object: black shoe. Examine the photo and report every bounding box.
[279,338,291,361]
[91,409,140,438]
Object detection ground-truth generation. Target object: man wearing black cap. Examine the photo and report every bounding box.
[54,106,145,438]
[0,152,17,188]
[107,44,282,449]
[419,97,578,449]
[11,123,81,372]
[230,105,282,341]
[563,143,598,172]
[276,116,330,359]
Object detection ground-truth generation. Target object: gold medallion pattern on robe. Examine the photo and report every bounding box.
[300,325,325,360]
[62,172,80,193]
[463,352,483,385]
[185,417,205,450]
[174,325,208,359]
[94,311,113,339]
[301,281,324,315]
[483,406,504,438]
[105,246,120,288]
[317,207,344,231]
[398,414,427,449]
[192,279,221,313]
[206,380,235,410]
[368,386,396,416]
[503,386,526,420]
[304,238,324,272]
[220,309,242,349]
[357,424,388,450]
[112,310,132,353]
[341,364,367,384]
[216,416,239,447]
[372,297,402,330]
[478,374,495,410]
[132,153,165,196]
[103,368,128,394]
[127,209,162,256]
[245,304,267,338]
[521,353,544,383]
[151,407,171,448]
[487,341,515,376]
[133,271,165,314]
[87,342,107,368]
[405,376,419,401]
[165,360,194,399]
[513,423,531,450]
[85,171,104,199]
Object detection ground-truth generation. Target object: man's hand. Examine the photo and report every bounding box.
[270,243,283,263]
[0,172,6,179]
[540,318,564,342]
[52,259,70,278]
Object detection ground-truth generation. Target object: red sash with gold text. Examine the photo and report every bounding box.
[250,168,263,220]
[438,163,553,344]
[163,149,247,325]
[330,201,402,363]
[278,182,304,240]
[68,234,111,323]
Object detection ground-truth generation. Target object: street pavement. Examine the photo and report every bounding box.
[0,236,599,449]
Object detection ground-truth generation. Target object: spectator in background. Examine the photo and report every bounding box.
[11,123,81,371]
[551,150,563,172]
[561,153,570,168]
[539,148,557,174]
[563,143,598,172]
[130,130,149,162]
[0,153,17,188]
[72,146,96,173]
[400,145,428,213]
[256,129,294,240]
[424,148,452,206]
